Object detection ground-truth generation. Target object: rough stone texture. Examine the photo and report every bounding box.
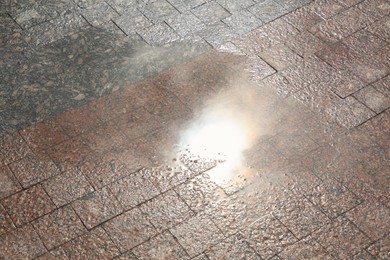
[1,1,389,258]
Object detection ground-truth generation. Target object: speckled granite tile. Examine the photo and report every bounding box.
[42,167,94,207]
[36,247,69,260]
[0,203,15,236]
[80,1,119,26]
[103,207,157,253]
[0,224,47,259]
[46,137,93,172]
[132,231,190,259]
[140,190,194,232]
[0,131,31,166]
[170,212,225,257]
[2,184,55,227]
[62,226,121,259]
[108,169,160,210]
[9,151,61,188]
[72,187,123,229]
[0,165,22,200]
[32,205,86,250]
[243,215,297,259]
[19,118,69,151]
[206,233,261,259]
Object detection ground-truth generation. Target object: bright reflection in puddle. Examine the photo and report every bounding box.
[178,81,269,186]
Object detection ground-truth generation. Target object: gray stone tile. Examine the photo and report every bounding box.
[248,0,287,23]
[167,0,208,12]
[40,0,78,18]
[73,0,106,9]
[113,10,153,35]
[199,21,237,47]
[80,1,119,26]
[166,11,206,37]
[191,1,231,25]
[274,0,312,12]
[138,22,180,46]
[106,0,143,14]
[216,0,255,12]
[139,0,180,22]
[222,9,262,35]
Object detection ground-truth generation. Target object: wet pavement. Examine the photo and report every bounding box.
[1,0,389,259]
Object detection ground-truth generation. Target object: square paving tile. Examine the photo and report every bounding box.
[103,207,157,252]
[42,168,94,207]
[132,231,190,259]
[2,184,55,227]
[108,169,160,210]
[148,165,194,193]
[274,195,329,239]
[278,236,332,259]
[78,151,128,189]
[19,118,69,151]
[83,121,128,155]
[354,85,389,113]
[206,233,261,259]
[57,104,101,137]
[0,165,21,199]
[0,203,15,236]
[346,199,389,241]
[243,215,297,259]
[46,137,93,172]
[113,10,153,35]
[72,187,123,229]
[166,11,206,37]
[32,205,86,250]
[248,0,287,23]
[222,9,263,35]
[0,224,47,259]
[140,190,194,232]
[137,22,180,46]
[35,247,69,260]
[140,0,179,22]
[191,1,231,25]
[311,216,371,259]
[170,212,225,257]
[0,131,31,167]
[367,234,390,259]
[9,151,61,188]
[306,178,361,219]
[62,226,121,259]
[80,2,119,26]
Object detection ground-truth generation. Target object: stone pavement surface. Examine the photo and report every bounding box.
[1,0,389,259]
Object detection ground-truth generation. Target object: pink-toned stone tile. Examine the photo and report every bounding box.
[0,165,21,199]
[279,236,332,259]
[367,234,390,259]
[62,227,121,259]
[33,205,86,250]
[306,178,361,218]
[354,85,390,113]
[0,131,31,166]
[79,151,128,189]
[140,190,193,232]
[19,118,68,151]
[0,203,15,236]
[103,208,157,253]
[0,224,47,259]
[243,215,297,259]
[206,233,260,259]
[108,169,160,210]
[57,104,101,137]
[170,212,224,257]
[9,151,61,188]
[72,187,123,229]
[46,137,93,172]
[311,216,371,259]
[3,184,55,227]
[43,168,94,207]
[36,247,69,260]
[346,199,389,241]
[132,231,190,259]
[274,195,329,239]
